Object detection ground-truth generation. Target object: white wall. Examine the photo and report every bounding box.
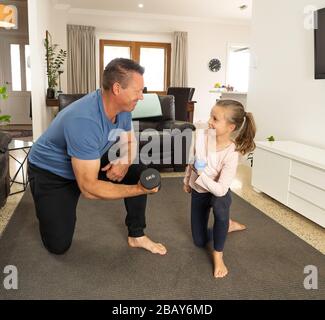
[247,0,325,149]
[49,5,69,96]
[28,0,56,139]
[52,8,250,123]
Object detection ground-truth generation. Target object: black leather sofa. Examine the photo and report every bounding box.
[58,94,195,171]
[167,87,195,121]
[132,94,195,171]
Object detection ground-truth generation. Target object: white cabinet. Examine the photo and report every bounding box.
[252,141,325,228]
[252,147,291,203]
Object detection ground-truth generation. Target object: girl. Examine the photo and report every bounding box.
[183,100,256,278]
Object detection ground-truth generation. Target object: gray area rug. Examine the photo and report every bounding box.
[0,178,324,300]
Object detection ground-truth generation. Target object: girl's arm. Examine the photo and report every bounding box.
[183,165,192,185]
[194,152,239,197]
[183,129,197,186]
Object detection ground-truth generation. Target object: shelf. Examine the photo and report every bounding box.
[209,89,247,95]
[46,98,59,107]
[222,92,247,95]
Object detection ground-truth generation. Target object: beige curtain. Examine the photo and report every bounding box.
[67,25,96,94]
[171,31,188,87]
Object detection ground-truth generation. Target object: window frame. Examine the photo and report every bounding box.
[99,39,171,94]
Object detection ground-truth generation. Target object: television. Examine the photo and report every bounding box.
[314,8,325,79]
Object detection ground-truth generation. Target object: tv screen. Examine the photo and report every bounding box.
[315,8,325,79]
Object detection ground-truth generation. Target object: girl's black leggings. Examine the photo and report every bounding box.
[191,189,232,252]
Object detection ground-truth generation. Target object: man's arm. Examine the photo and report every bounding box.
[113,130,137,165]
[104,130,137,181]
[72,157,155,200]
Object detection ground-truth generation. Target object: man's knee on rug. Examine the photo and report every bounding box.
[42,237,72,255]
[192,233,208,248]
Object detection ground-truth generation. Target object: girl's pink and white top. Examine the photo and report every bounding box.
[184,131,239,197]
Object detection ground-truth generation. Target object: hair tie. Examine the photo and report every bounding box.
[238,114,246,132]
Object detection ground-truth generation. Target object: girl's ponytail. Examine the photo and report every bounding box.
[234,111,256,155]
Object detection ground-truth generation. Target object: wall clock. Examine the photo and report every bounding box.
[208,58,221,72]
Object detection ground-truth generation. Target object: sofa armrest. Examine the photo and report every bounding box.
[156,120,196,132]
[0,132,12,153]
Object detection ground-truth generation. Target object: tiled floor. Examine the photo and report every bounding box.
[1,143,324,254]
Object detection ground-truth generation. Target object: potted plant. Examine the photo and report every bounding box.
[44,31,67,99]
[0,85,11,125]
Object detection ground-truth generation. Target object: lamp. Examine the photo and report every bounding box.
[0,4,17,28]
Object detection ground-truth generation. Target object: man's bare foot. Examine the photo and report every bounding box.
[228,219,246,233]
[128,235,167,255]
[212,251,228,278]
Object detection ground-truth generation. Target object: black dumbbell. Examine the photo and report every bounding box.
[140,168,161,191]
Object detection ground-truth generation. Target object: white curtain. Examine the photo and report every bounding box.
[67,25,96,94]
[171,31,188,87]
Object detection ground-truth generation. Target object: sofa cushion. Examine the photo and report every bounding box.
[131,95,175,124]
[132,93,162,120]
[156,120,196,132]
[133,120,159,131]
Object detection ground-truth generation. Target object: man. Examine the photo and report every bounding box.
[27,58,167,256]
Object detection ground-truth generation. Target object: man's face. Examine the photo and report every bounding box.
[114,72,144,112]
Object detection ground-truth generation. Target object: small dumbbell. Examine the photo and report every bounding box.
[140,168,161,191]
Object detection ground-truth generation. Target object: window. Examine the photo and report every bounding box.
[9,43,31,92]
[10,44,22,91]
[227,45,250,92]
[100,40,171,93]
[140,47,165,91]
[104,45,131,64]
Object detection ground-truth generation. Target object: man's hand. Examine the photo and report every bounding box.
[137,181,159,195]
[183,184,192,193]
[101,163,129,182]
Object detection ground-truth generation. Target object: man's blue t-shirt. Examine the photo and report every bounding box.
[28,89,132,180]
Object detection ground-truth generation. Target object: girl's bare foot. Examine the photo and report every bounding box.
[128,236,167,255]
[228,219,246,233]
[212,251,228,278]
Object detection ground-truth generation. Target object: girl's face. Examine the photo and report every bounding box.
[208,106,235,136]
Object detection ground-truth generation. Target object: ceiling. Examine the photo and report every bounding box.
[54,0,252,21]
